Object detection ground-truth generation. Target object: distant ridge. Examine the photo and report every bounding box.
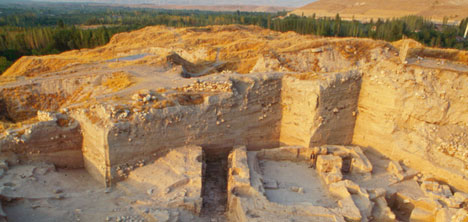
[112,4,292,13]
[32,0,312,8]
[291,0,468,23]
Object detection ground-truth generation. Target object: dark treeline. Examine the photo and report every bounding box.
[272,14,468,50]
[0,2,467,73]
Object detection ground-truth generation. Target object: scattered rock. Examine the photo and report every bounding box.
[289,186,304,193]
[263,179,278,189]
[147,188,154,195]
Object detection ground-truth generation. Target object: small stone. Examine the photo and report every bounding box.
[319,147,328,155]
[311,47,323,53]
[147,188,154,195]
[55,194,65,200]
[263,179,278,189]
[0,161,8,170]
[290,186,304,193]
[312,147,321,155]
[151,210,170,222]
[144,95,151,102]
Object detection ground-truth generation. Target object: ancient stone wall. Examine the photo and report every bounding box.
[0,113,83,168]
[73,112,110,185]
[280,70,361,148]
[77,73,284,184]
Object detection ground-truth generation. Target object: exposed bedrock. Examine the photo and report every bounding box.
[0,71,106,123]
[353,60,468,192]
[0,112,83,168]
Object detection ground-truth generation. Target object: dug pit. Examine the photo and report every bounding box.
[200,147,231,221]
[1,25,468,221]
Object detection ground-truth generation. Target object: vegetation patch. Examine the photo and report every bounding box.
[102,71,135,92]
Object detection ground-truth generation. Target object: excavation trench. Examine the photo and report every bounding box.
[200,147,231,219]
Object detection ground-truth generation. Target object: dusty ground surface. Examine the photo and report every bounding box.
[0,25,468,221]
[1,165,138,222]
[1,146,205,222]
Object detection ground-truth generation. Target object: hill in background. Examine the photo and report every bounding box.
[291,0,468,23]
[6,0,315,12]
[33,0,312,7]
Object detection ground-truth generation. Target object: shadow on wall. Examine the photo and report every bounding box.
[279,70,362,148]
[310,72,362,146]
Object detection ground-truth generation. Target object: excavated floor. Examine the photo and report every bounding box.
[226,145,468,221]
[1,165,134,222]
[260,160,337,207]
[1,143,468,222]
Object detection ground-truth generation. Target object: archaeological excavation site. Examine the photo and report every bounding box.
[0,25,467,222]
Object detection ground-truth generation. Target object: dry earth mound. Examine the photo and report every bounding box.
[0,25,468,221]
[291,0,468,23]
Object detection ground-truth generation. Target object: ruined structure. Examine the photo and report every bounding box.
[0,25,467,221]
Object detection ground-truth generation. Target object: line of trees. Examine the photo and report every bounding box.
[271,14,468,50]
[0,2,467,73]
[0,24,133,72]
